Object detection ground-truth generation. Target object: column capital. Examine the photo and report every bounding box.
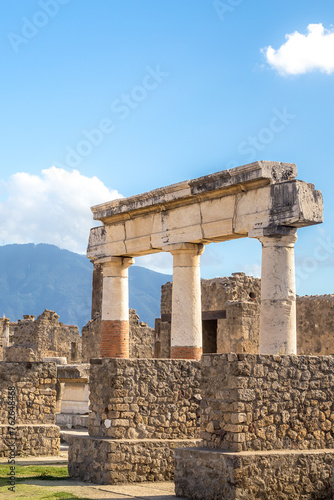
[163,243,205,256]
[95,256,135,269]
[249,226,297,247]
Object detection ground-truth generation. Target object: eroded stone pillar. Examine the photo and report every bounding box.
[91,261,103,319]
[98,256,134,358]
[252,228,297,355]
[166,243,204,360]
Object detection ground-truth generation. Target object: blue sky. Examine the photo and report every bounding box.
[1,0,333,296]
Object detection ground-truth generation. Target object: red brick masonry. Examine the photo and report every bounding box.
[171,346,202,360]
[101,320,129,357]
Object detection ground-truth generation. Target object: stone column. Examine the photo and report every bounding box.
[98,256,134,358]
[91,261,103,319]
[165,243,204,360]
[251,228,297,355]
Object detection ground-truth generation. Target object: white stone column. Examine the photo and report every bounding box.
[165,243,204,359]
[97,256,134,358]
[251,229,297,355]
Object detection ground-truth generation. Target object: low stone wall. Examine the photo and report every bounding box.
[175,353,334,500]
[88,358,201,439]
[297,295,334,355]
[69,358,201,484]
[0,362,60,457]
[175,448,334,500]
[69,437,198,484]
[201,353,334,452]
[0,425,59,457]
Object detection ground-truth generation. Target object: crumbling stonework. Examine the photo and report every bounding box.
[175,353,334,500]
[88,358,201,439]
[297,295,334,355]
[82,309,154,361]
[81,315,101,362]
[0,316,10,361]
[5,310,82,363]
[129,309,154,358]
[157,277,334,358]
[175,448,334,500]
[156,274,261,358]
[68,358,201,483]
[0,362,60,457]
[200,353,334,452]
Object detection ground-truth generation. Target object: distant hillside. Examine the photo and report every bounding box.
[0,244,171,329]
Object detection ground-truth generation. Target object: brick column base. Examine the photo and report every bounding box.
[171,346,202,360]
[101,320,129,358]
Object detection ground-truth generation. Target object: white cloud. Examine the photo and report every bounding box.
[241,264,261,278]
[0,167,122,254]
[262,23,334,76]
[135,253,173,275]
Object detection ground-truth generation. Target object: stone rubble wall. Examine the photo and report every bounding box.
[157,274,261,357]
[88,358,201,439]
[297,295,334,355]
[0,362,57,424]
[175,447,334,500]
[157,278,334,358]
[69,437,198,484]
[81,315,101,362]
[0,361,60,457]
[0,425,59,457]
[201,353,334,453]
[129,309,154,358]
[82,309,154,362]
[5,310,82,362]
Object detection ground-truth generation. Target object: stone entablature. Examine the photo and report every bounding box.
[87,161,321,258]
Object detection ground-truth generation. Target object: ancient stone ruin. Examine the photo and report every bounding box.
[1,160,333,497]
[155,275,334,358]
[1,309,82,363]
[65,160,334,498]
[0,362,59,457]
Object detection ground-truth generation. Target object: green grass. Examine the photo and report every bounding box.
[0,465,69,486]
[0,465,91,499]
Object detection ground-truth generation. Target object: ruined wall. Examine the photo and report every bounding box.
[175,353,334,500]
[157,273,261,357]
[201,353,334,452]
[82,309,154,361]
[82,315,101,362]
[0,361,60,456]
[297,295,334,355]
[69,358,201,484]
[129,309,154,358]
[88,358,201,439]
[5,310,82,363]
[157,277,334,358]
[0,317,10,361]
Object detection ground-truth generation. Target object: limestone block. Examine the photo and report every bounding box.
[200,196,235,224]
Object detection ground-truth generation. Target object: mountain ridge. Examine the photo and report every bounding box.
[0,243,171,329]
